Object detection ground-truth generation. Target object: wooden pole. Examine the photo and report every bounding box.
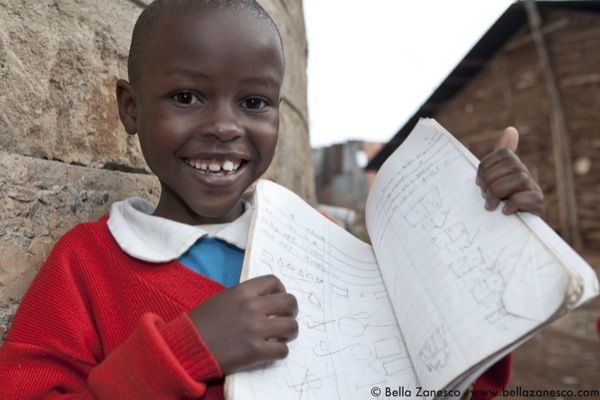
[524,0,582,250]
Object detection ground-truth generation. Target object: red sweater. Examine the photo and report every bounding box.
[0,216,510,399]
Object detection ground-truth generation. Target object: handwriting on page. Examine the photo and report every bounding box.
[366,122,570,389]
[233,182,418,400]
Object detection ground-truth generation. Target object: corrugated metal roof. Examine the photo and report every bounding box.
[366,0,600,170]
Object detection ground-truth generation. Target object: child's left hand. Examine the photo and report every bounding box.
[476,127,545,217]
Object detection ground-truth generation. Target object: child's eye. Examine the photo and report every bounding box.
[241,97,269,110]
[172,92,201,105]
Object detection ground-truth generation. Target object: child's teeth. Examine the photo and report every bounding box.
[223,161,234,172]
[186,158,242,173]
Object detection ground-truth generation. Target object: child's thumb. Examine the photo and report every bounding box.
[493,126,519,152]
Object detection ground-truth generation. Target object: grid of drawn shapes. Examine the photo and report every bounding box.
[448,248,485,277]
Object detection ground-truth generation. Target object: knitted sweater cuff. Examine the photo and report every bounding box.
[160,313,223,382]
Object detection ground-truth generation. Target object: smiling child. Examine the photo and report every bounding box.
[0,1,543,399]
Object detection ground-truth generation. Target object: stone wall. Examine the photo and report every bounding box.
[0,152,160,339]
[0,0,315,340]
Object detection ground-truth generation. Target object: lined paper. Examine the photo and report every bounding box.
[366,119,586,390]
[227,180,418,400]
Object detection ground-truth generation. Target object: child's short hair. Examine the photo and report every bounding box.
[127,0,284,87]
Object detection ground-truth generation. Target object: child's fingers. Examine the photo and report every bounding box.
[477,148,527,185]
[477,126,520,186]
[253,292,299,317]
[503,191,545,217]
[255,339,290,362]
[260,316,299,342]
[493,126,519,152]
[484,172,538,203]
[479,148,514,171]
[477,149,513,187]
[476,127,545,217]
[483,192,501,211]
[478,154,529,187]
[243,274,286,296]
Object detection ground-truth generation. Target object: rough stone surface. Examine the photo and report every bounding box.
[0,0,146,169]
[246,0,316,203]
[0,152,160,338]
[0,298,19,342]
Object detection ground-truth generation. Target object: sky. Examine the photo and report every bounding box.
[303,0,515,148]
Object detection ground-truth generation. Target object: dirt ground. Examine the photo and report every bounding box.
[498,252,600,400]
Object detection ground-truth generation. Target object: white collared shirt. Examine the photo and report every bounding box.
[107,197,251,263]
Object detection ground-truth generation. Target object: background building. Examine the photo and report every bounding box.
[313,140,383,238]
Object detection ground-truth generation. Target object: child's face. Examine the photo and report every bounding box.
[118,8,284,225]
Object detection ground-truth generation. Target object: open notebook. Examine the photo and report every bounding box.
[225,118,599,400]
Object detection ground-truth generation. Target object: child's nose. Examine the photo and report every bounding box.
[203,104,244,142]
[208,122,243,142]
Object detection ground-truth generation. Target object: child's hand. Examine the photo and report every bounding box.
[188,275,298,374]
[476,127,544,217]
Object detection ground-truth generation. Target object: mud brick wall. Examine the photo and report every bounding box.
[433,8,600,250]
[0,0,315,340]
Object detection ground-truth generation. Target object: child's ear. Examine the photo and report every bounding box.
[116,79,139,135]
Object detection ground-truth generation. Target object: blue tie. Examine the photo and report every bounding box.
[178,237,244,288]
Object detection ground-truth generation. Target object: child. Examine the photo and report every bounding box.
[0,1,544,399]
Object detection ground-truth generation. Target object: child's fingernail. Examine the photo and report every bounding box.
[502,205,508,214]
[481,190,487,199]
[476,176,481,185]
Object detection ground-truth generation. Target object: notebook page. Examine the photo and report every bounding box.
[364,119,592,390]
[440,121,599,307]
[226,180,418,400]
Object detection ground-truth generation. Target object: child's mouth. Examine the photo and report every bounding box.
[182,157,246,176]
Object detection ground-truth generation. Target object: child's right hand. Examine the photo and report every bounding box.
[188,275,298,374]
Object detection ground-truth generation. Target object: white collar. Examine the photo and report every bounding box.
[107,197,252,263]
